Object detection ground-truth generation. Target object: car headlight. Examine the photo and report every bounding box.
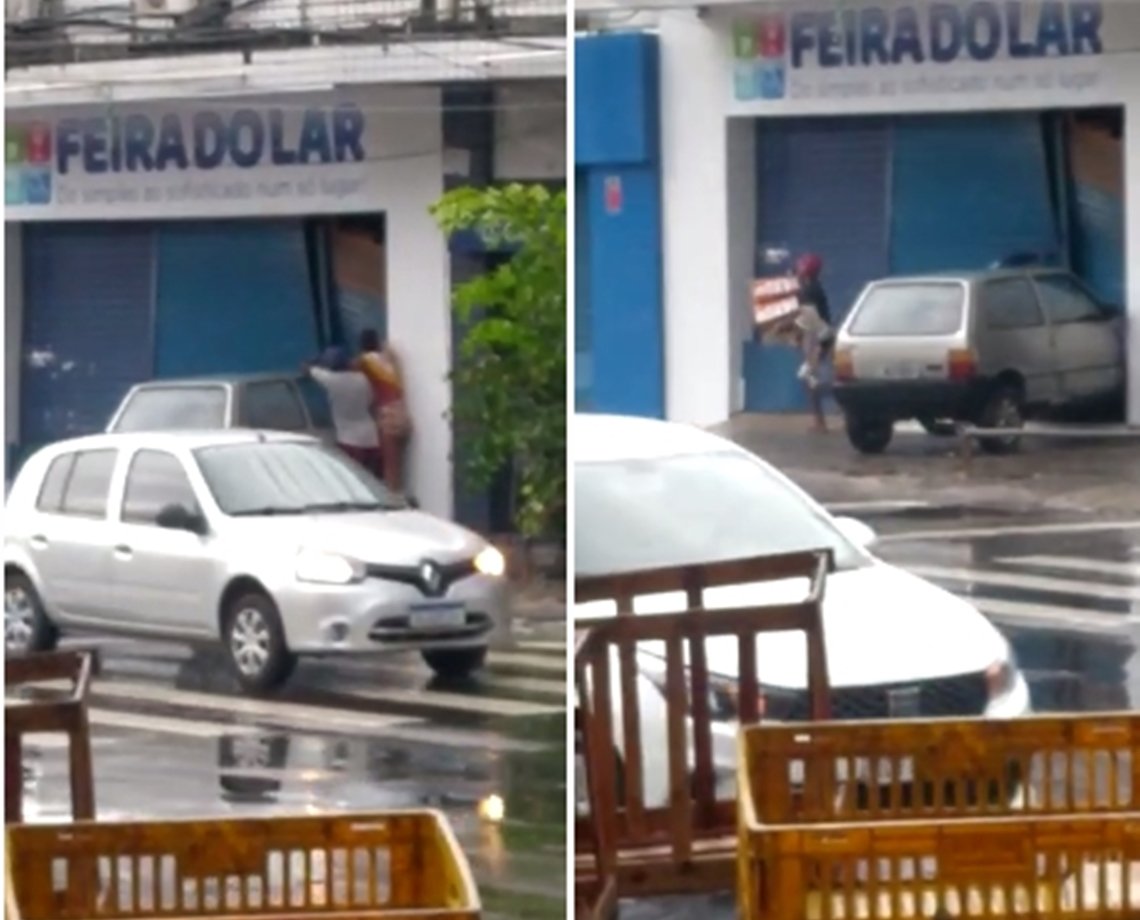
[474,545,506,578]
[294,549,363,585]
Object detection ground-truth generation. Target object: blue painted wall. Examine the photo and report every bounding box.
[575,32,664,418]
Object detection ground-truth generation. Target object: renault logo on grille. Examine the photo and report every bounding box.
[419,561,443,595]
[887,686,921,718]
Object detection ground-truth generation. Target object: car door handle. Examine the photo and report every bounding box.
[30,535,48,549]
[114,545,133,559]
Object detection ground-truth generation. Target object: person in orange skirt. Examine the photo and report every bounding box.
[355,328,411,496]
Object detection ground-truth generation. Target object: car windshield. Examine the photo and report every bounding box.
[194,441,405,515]
[112,387,227,432]
[848,282,965,336]
[575,450,868,577]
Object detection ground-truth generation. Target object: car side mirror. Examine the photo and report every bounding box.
[156,503,207,535]
[834,516,877,549]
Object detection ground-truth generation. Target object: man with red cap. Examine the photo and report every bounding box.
[793,253,834,432]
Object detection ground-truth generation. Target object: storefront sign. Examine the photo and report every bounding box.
[731,0,1117,105]
[4,96,407,220]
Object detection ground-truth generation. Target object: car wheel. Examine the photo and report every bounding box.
[4,572,59,655]
[222,592,296,694]
[978,386,1024,455]
[844,415,894,455]
[422,647,488,679]
[918,416,957,437]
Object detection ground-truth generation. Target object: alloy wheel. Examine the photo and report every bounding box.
[4,586,35,654]
[230,607,272,677]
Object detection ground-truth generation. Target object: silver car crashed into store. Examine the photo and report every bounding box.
[832,267,1126,454]
[3,431,509,693]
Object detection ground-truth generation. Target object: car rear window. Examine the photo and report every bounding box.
[848,283,965,337]
[112,387,227,432]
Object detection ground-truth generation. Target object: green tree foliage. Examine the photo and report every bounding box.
[431,183,567,539]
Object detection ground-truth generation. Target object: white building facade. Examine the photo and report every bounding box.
[4,39,565,522]
[580,0,1140,428]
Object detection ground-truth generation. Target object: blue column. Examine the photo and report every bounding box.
[575,32,664,418]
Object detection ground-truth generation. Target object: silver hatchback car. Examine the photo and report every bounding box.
[833,268,1125,454]
[3,431,509,693]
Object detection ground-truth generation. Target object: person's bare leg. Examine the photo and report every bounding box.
[808,385,827,432]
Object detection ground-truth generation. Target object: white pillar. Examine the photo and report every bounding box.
[1126,100,1140,427]
[726,118,756,415]
[384,89,454,518]
[660,12,735,426]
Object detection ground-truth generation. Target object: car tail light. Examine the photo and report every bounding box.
[834,348,854,381]
[947,348,977,381]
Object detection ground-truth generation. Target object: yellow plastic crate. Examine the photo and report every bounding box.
[739,713,1140,826]
[6,810,480,920]
[737,720,1140,919]
[737,810,1140,919]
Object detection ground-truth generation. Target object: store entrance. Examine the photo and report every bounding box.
[742,108,1126,418]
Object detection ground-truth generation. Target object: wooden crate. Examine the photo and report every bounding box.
[6,650,99,825]
[737,810,1140,919]
[6,811,480,920]
[575,550,833,908]
[739,714,1140,826]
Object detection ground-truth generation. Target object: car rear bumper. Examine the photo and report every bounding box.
[834,379,990,421]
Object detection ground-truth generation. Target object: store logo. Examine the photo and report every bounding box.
[733,13,788,101]
[6,123,53,206]
[732,2,1105,101]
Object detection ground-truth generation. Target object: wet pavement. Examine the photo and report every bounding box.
[616,509,1140,919]
[13,617,568,920]
[717,412,1140,520]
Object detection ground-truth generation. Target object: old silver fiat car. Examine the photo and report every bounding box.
[3,430,509,693]
[833,268,1125,454]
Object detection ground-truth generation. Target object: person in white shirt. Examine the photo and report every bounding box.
[305,346,382,477]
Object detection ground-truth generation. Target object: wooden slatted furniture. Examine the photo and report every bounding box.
[575,550,833,910]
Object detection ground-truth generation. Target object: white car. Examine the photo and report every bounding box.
[4,431,509,693]
[574,413,1031,808]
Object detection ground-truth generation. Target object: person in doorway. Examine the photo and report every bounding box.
[355,329,411,496]
[795,253,833,346]
[304,346,381,476]
[793,253,834,433]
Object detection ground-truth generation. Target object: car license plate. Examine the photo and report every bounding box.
[880,363,920,380]
[409,603,466,630]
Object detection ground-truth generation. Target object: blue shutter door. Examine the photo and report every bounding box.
[575,168,594,411]
[154,220,319,378]
[889,114,1061,274]
[21,223,156,448]
[747,117,891,412]
[1067,119,1125,309]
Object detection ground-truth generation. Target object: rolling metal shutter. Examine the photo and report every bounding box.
[889,114,1061,274]
[1067,118,1125,309]
[748,117,891,413]
[575,168,594,410]
[20,223,156,449]
[154,220,319,378]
